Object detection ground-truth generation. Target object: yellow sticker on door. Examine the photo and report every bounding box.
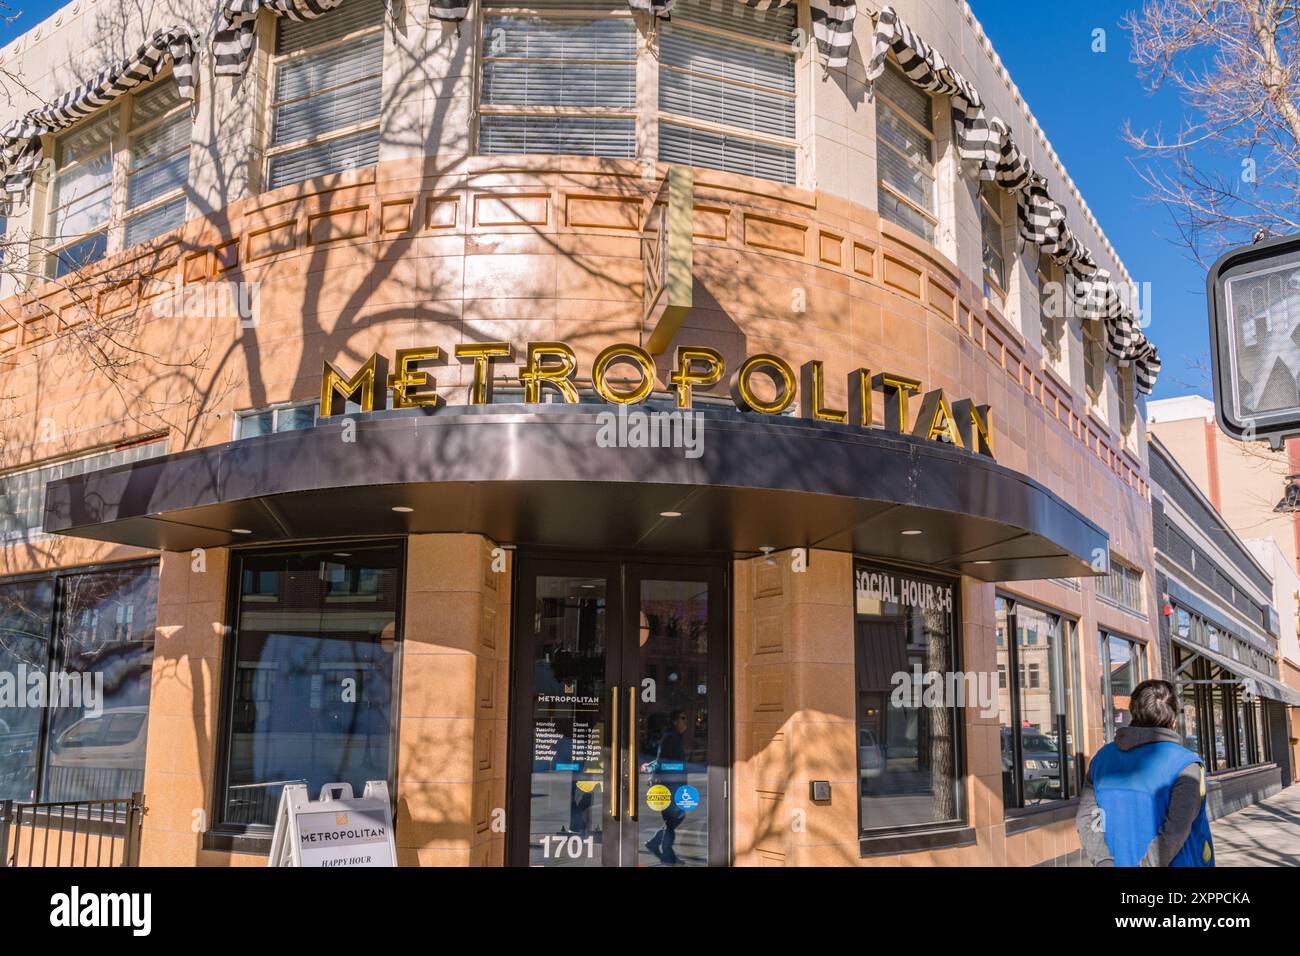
[646,785,672,812]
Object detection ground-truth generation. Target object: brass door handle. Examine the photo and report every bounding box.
[628,685,638,820]
[609,686,619,819]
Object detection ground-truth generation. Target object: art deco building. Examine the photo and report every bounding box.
[0,0,1174,866]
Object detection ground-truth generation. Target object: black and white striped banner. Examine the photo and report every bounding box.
[629,0,857,69]
[210,0,469,78]
[0,25,197,210]
[866,5,1160,393]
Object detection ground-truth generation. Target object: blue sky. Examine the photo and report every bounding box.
[968,0,1217,401]
[3,1,1219,401]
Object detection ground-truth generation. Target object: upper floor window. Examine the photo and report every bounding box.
[657,0,798,185]
[875,62,937,243]
[45,77,193,277]
[479,0,637,158]
[979,181,1007,310]
[125,81,191,248]
[1119,364,1139,449]
[46,112,117,277]
[266,0,385,191]
[1038,256,1070,380]
[1096,559,1143,614]
[1083,317,1107,416]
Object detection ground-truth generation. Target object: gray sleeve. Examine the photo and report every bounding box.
[1075,769,1114,867]
[1148,762,1204,867]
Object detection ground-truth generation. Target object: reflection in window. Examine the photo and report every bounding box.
[855,564,960,832]
[0,579,55,801]
[1099,631,1144,740]
[221,544,400,827]
[43,566,157,802]
[995,598,1079,809]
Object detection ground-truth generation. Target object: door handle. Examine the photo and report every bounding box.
[628,685,638,820]
[609,685,619,819]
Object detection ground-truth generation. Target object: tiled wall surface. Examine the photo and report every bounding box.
[732,550,1148,867]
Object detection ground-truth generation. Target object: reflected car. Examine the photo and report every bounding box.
[48,706,148,771]
[1001,728,1062,794]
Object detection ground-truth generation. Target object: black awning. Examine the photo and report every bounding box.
[42,405,1108,582]
[1172,636,1300,705]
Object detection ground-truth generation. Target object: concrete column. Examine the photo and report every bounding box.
[396,533,510,865]
[138,547,243,866]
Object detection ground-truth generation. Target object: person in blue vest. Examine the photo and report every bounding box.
[1076,678,1214,867]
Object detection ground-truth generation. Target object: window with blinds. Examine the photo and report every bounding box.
[479,1,636,158]
[657,0,797,184]
[267,0,385,191]
[46,110,116,277]
[1038,256,1069,381]
[980,181,1007,307]
[1084,316,1108,416]
[125,80,190,247]
[875,62,937,243]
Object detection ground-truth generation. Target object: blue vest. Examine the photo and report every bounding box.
[1090,739,1214,867]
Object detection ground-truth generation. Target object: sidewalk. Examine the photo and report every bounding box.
[1212,785,1300,866]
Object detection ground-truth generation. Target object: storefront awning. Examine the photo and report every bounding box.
[42,406,1109,582]
[1173,636,1300,706]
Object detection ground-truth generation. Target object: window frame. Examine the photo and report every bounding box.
[1096,558,1145,616]
[1083,316,1109,417]
[476,3,640,160]
[853,559,967,845]
[0,557,160,810]
[44,110,119,278]
[41,74,191,278]
[979,181,1009,309]
[209,538,406,841]
[874,60,940,242]
[123,85,191,248]
[264,6,386,191]
[995,595,1083,812]
[654,2,802,185]
[1099,629,1146,741]
[233,399,322,440]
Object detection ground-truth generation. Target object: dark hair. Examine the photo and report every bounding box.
[670,710,688,721]
[1129,679,1179,728]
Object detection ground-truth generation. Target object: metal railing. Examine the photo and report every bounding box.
[0,791,145,867]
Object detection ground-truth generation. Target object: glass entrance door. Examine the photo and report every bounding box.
[509,556,727,867]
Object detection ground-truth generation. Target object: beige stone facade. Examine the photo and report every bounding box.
[0,0,1160,866]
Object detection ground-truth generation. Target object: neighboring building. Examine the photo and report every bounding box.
[1148,436,1297,818]
[1149,395,1300,790]
[0,0,1164,867]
